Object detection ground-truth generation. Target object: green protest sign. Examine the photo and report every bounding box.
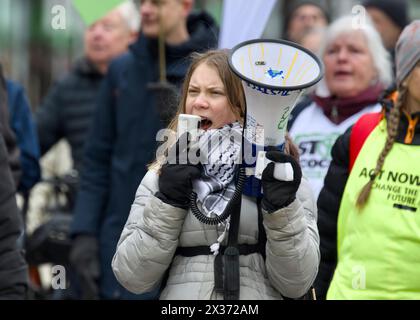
[73,0,124,26]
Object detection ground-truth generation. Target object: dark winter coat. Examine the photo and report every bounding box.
[6,80,41,193]
[0,133,28,299]
[0,67,21,186]
[71,11,218,299]
[36,57,103,172]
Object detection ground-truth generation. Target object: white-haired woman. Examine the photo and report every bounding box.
[288,14,393,200]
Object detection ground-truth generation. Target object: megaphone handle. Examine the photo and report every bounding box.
[273,162,294,181]
[177,114,201,141]
[255,151,294,181]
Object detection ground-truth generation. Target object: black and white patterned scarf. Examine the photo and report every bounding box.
[192,122,243,217]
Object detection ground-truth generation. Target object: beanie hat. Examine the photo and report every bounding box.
[395,20,420,86]
[284,0,330,38]
[362,0,409,30]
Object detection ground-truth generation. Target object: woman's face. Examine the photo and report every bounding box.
[323,31,377,98]
[185,62,238,130]
[405,62,420,113]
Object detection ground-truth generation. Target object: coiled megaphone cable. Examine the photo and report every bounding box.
[189,166,246,225]
[189,98,248,225]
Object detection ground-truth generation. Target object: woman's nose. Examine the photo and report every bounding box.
[337,48,349,61]
[193,94,209,109]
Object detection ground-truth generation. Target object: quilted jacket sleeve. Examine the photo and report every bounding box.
[263,177,320,299]
[112,170,187,294]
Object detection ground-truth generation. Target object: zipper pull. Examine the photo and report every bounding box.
[404,115,419,144]
[210,221,230,256]
[331,105,339,123]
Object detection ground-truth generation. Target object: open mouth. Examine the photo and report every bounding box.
[200,118,213,131]
[334,71,352,77]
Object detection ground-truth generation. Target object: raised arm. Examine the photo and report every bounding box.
[261,151,320,298]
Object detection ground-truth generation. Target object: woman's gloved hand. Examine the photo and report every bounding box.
[261,151,302,213]
[69,234,100,299]
[156,133,201,209]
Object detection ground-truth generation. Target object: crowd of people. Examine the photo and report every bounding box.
[0,0,418,300]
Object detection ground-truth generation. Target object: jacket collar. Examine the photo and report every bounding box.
[129,11,218,75]
[381,88,420,145]
[313,83,384,124]
[73,57,103,78]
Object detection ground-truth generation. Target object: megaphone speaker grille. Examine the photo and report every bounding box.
[229,39,323,92]
[229,39,324,147]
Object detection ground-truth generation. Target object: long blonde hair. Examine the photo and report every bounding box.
[149,50,246,170]
[168,50,245,131]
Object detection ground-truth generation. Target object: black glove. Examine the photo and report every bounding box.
[261,151,302,213]
[156,133,201,209]
[69,234,100,300]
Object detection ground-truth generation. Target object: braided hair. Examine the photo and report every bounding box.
[356,85,408,207]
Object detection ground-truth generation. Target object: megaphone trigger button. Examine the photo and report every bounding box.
[273,163,294,182]
[254,151,271,180]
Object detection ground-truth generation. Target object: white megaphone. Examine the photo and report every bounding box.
[228,39,323,193]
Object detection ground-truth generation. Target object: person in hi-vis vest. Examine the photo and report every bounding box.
[315,20,420,300]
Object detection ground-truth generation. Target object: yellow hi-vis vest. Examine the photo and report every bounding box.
[327,119,420,300]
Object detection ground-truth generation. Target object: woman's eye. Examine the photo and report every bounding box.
[347,46,357,52]
[349,47,362,54]
[326,48,337,55]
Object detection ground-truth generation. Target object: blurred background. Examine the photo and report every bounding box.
[1,0,419,110]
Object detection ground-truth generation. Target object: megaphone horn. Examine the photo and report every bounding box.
[229,39,324,188]
[229,39,324,148]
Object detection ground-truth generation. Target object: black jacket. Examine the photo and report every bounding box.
[36,57,103,172]
[0,133,28,299]
[314,91,420,299]
[0,66,21,185]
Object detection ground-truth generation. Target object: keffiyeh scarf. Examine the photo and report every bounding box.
[192,122,243,217]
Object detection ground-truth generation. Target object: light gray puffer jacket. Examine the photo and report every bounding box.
[112,170,320,300]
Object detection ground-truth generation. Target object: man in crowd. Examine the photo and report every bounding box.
[283,0,329,44]
[36,0,140,174]
[363,0,410,72]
